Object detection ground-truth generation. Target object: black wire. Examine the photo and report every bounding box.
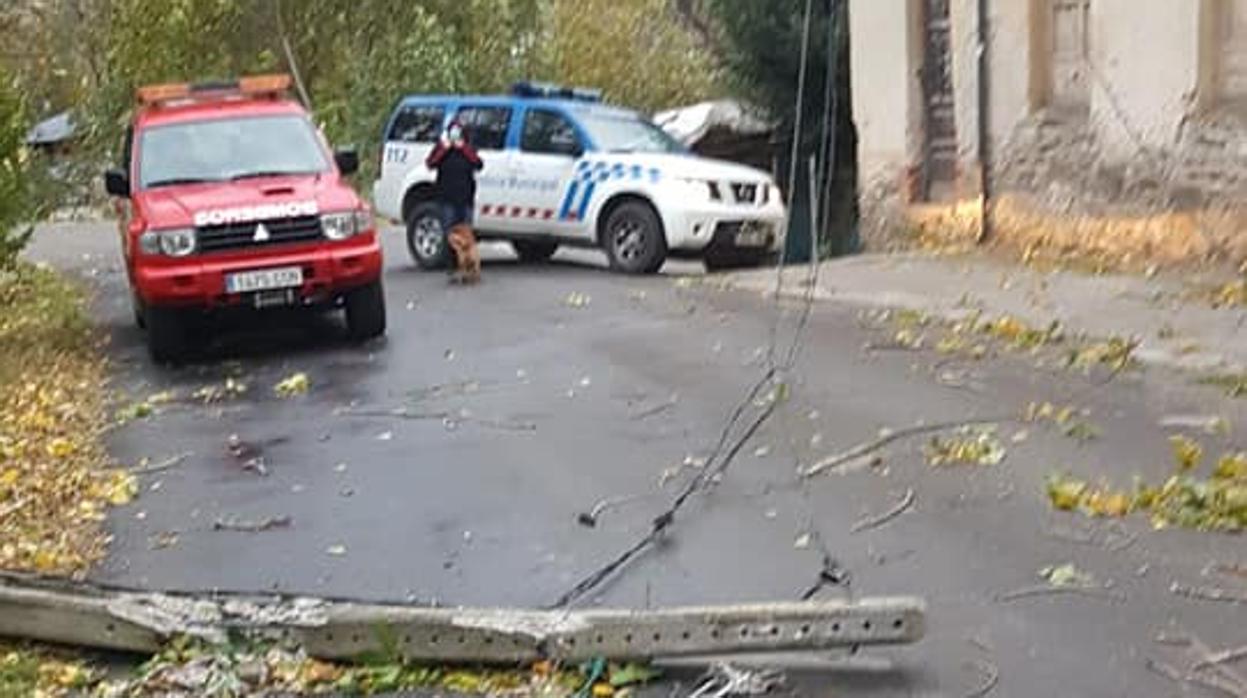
[548,391,781,609]
[549,0,833,611]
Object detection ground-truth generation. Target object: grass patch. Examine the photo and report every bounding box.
[1047,438,1247,532]
[0,263,134,575]
[0,636,660,697]
[0,642,97,697]
[1196,372,1247,398]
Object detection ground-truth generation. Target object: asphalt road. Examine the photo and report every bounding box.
[28,221,1247,697]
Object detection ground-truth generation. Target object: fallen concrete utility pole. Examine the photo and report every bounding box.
[0,572,924,663]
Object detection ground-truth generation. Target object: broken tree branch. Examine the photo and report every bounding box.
[1195,646,1247,672]
[630,395,678,421]
[993,585,1126,603]
[1213,562,1247,582]
[130,452,192,476]
[851,489,916,534]
[802,417,1012,478]
[212,516,292,533]
[1185,633,1247,697]
[1170,582,1247,605]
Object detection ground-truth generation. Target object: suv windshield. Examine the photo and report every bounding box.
[575,112,685,154]
[138,114,329,189]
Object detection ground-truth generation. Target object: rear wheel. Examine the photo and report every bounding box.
[405,201,451,270]
[602,201,666,274]
[145,307,186,363]
[345,279,387,340]
[512,240,558,263]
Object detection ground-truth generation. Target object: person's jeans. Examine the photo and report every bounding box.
[441,203,473,230]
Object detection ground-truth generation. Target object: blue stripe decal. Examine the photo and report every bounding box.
[576,182,597,221]
[558,181,581,220]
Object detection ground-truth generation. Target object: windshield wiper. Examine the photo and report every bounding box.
[228,170,318,181]
[146,177,223,188]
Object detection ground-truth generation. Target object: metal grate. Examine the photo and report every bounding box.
[196,216,323,253]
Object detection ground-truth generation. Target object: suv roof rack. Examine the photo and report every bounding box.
[511,81,602,103]
[137,74,293,108]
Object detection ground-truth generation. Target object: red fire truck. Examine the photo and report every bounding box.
[104,75,385,362]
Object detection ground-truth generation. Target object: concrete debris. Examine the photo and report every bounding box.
[688,662,785,698]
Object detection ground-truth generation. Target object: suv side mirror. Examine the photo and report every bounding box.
[104,168,130,198]
[334,148,360,176]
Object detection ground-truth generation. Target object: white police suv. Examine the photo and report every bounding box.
[373,83,787,274]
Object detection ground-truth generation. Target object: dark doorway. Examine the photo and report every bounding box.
[920,0,959,201]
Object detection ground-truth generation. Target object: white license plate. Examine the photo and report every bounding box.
[225,266,303,294]
[735,224,771,247]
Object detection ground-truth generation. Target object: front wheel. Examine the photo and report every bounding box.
[602,201,667,274]
[512,240,558,263]
[405,202,451,270]
[345,280,387,340]
[146,307,187,363]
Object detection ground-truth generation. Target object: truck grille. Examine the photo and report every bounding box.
[730,183,759,205]
[196,216,323,254]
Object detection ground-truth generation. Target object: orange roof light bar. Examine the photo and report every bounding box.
[136,74,293,107]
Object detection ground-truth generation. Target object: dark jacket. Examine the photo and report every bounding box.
[426,139,484,207]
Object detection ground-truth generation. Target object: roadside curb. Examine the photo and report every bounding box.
[719,261,1244,377]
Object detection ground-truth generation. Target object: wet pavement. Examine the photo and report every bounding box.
[28,222,1247,697]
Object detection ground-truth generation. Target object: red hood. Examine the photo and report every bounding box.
[135,174,362,228]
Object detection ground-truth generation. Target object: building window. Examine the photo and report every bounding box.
[1031,0,1091,116]
[1049,0,1091,112]
[1218,0,1247,109]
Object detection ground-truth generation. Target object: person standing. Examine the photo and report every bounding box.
[425,120,484,284]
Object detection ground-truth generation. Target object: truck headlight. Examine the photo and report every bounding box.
[140,228,195,257]
[674,177,721,202]
[322,209,374,240]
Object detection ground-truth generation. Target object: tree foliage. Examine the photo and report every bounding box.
[0,68,35,267]
[3,0,718,182]
[702,0,857,253]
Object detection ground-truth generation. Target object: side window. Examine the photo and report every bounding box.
[454,106,512,150]
[387,105,445,143]
[521,109,582,156]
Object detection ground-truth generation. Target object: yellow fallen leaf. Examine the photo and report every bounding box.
[46,437,75,458]
[1170,435,1203,472]
[274,373,310,397]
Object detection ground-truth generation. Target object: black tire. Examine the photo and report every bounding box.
[704,249,778,273]
[405,201,451,270]
[145,307,186,363]
[512,240,558,263]
[132,293,146,329]
[345,279,387,340]
[602,201,667,274]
